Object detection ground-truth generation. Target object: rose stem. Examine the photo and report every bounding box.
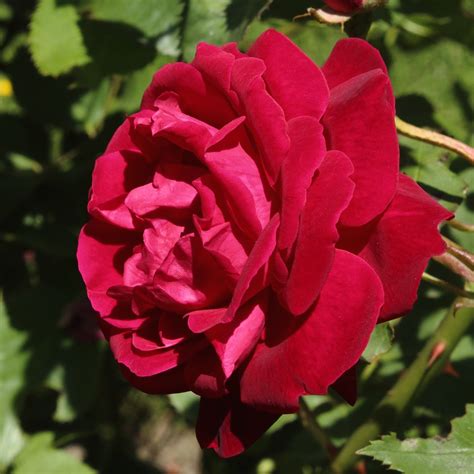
[433,253,474,282]
[395,116,474,165]
[447,219,474,233]
[443,237,474,270]
[330,301,474,473]
[298,397,337,461]
[421,273,474,299]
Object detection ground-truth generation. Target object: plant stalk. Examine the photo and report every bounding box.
[330,302,474,473]
[395,117,474,165]
[299,397,336,461]
[422,273,474,299]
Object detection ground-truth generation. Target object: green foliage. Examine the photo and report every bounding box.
[89,0,184,38]
[359,405,474,473]
[0,293,27,468]
[28,0,90,76]
[362,322,395,363]
[13,432,96,474]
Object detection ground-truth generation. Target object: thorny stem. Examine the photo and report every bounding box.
[434,253,474,282]
[330,302,474,473]
[298,397,336,461]
[447,219,474,233]
[395,116,474,165]
[422,273,474,299]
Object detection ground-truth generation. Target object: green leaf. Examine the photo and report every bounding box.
[28,0,90,77]
[89,0,184,38]
[46,341,104,423]
[362,322,394,363]
[390,38,474,144]
[182,0,272,61]
[71,77,111,136]
[359,405,474,473]
[77,20,156,86]
[13,432,96,474]
[182,0,232,61]
[0,292,27,468]
[400,137,467,212]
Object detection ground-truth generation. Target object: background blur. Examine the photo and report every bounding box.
[0,0,473,473]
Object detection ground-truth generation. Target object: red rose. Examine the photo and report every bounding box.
[324,0,363,13]
[77,30,451,457]
[323,0,386,13]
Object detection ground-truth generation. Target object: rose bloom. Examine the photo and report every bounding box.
[324,0,363,12]
[78,30,451,457]
[324,0,386,13]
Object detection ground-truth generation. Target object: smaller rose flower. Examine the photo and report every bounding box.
[323,0,387,13]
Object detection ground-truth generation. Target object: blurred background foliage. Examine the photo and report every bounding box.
[0,0,473,473]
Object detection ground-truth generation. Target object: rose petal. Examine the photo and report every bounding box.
[77,220,138,316]
[195,221,248,283]
[231,57,289,185]
[224,214,279,323]
[240,250,384,412]
[119,364,189,395]
[278,116,327,251]
[196,395,279,458]
[153,235,230,312]
[204,141,271,239]
[338,174,452,321]
[141,62,236,127]
[110,330,207,377]
[284,151,355,315]
[193,43,240,110]
[184,347,227,398]
[322,37,394,110]
[249,29,329,120]
[331,364,358,405]
[207,294,267,378]
[187,308,227,333]
[125,180,198,217]
[322,69,398,226]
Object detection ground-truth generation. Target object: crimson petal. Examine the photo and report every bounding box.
[196,395,279,458]
[240,250,384,412]
[323,69,398,226]
[249,29,329,121]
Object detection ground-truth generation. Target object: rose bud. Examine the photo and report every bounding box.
[77,29,451,457]
[323,0,387,13]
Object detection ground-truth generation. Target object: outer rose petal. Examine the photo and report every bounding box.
[77,220,138,316]
[196,395,279,458]
[249,29,329,121]
[240,250,384,412]
[339,174,453,321]
[110,330,207,377]
[331,365,358,405]
[323,39,392,102]
[324,0,363,14]
[120,364,189,395]
[284,151,355,315]
[323,69,398,226]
